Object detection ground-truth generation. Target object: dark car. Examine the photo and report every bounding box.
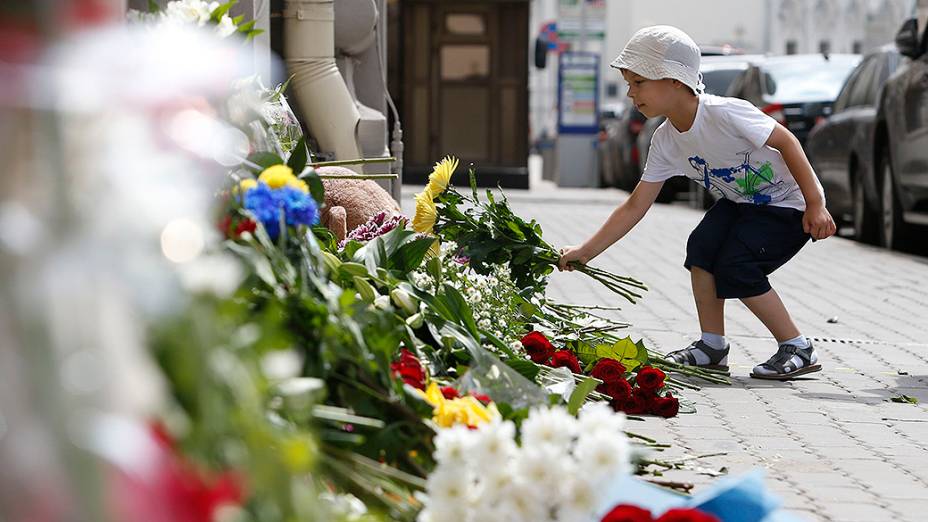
[637,55,764,203]
[725,54,861,146]
[873,18,928,250]
[597,102,647,190]
[805,46,901,243]
[597,101,638,189]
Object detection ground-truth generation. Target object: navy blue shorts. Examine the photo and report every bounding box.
[684,199,811,299]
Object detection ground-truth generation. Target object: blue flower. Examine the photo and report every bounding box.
[277,186,320,227]
[242,182,319,239]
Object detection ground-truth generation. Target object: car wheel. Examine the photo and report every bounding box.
[851,166,877,244]
[878,153,910,250]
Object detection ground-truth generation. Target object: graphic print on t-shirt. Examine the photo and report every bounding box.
[687,150,799,205]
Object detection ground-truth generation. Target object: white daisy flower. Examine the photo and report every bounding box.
[521,406,578,452]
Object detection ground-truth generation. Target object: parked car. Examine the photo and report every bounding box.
[873,18,928,250]
[805,46,901,243]
[637,55,765,203]
[598,101,635,188]
[725,53,861,146]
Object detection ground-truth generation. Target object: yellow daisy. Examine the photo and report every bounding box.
[258,164,296,189]
[238,178,257,191]
[425,155,458,196]
[412,188,437,234]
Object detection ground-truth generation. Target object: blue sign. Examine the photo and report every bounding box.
[557,51,600,134]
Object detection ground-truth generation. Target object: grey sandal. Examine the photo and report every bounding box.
[666,340,730,371]
[751,342,821,380]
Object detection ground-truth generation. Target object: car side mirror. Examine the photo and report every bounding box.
[534,37,548,69]
[895,18,920,59]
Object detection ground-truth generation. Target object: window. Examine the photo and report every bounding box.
[832,64,860,113]
[848,57,877,107]
[440,45,490,80]
[446,14,485,35]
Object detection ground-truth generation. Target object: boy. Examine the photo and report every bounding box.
[558,25,836,380]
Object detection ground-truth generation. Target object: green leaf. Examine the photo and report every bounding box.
[287,136,308,175]
[246,152,283,173]
[300,167,325,204]
[439,284,479,337]
[634,338,650,366]
[596,337,642,371]
[232,14,244,25]
[426,255,442,282]
[210,0,236,23]
[505,359,540,381]
[147,0,161,13]
[567,377,598,415]
[392,237,436,274]
[573,340,598,365]
[890,394,919,404]
[237,19,257,33]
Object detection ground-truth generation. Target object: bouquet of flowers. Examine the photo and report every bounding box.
[413,158,649,303]
[225,163,320,241]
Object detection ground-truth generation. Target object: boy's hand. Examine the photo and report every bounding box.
[558,245,590,271]
[803,203,837,240]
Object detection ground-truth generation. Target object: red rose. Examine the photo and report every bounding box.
[521,331,555,363]
[550,350,581,373]
[652,393,680,418]
[440,386,460,399]
[601,504,654,522]
[234,218,256,236]
[390,348,425,389]
[604,378,632,402]
[619,390,652,415]
[655,508,719,522]
[636,366,666,391]
[591,358,627,384]
[470,392,492,404]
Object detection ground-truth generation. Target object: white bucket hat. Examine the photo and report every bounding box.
[610,25,705,95]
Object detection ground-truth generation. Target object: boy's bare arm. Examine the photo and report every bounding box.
[557,180,663,271]
[765,124,837,240]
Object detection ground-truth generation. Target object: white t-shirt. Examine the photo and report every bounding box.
[642,94,823,211]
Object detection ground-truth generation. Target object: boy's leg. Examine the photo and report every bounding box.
[692,266,725,335]
[740,288,799,342]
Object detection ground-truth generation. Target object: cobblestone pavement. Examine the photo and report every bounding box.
[403,176,928,522]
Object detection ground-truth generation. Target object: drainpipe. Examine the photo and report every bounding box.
[283,0,364,172]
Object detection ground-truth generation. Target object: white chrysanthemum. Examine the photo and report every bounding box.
[434,425,477,466]
[424,468,474,511]
[578,401,626,439]
[471,419,517,467]
[215,13,237,38]
[555,475,600,522]
[574,431,631,481]
[479,466,517,505]
[496,481,550,521]
[521,406,578,451]
[515,445,568,496]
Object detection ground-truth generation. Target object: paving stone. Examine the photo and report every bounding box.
[819,501,896,521]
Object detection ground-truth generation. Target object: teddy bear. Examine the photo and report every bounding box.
[318,165,402,242]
